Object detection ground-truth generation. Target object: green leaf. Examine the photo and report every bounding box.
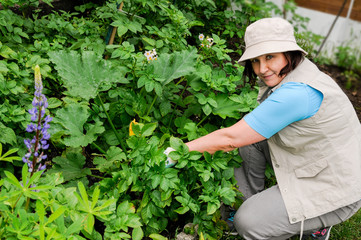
[169,136,184,151]
[183,122,199,141]
[0,61,8,73]
[48,51,127,100]
[159,101,171,116]
[64,220,83,236]
[77,181,89,208]
[207,202,219,215]
[202,104,212,116]
[47,207,65,224]
[54,103,104,147]
[48,151,91,181]
[0,143,21,162]
[174,206,189,214]
[132,227,144,240]
[36,200,45,223]
[142,37,156,46]
[47,97,62,109]
[85,213,95,234]
[0,44,16,58]
[94,146,125,172]
[117,25,128,37]
[149,233,168,240]
[27,172,44,190]
[117,201,135,216]
[212,94,241,119]
[152,49,198,84]
[93,198,115,213]
[0,123,17,145]
[141,123,157,137]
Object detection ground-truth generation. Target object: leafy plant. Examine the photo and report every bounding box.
[0,0,332,239]
[74,181,116,234]
[0,143,21,163]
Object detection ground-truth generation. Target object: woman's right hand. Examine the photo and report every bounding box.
[164,147,177,168]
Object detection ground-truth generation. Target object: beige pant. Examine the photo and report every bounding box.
[234,141,361,240]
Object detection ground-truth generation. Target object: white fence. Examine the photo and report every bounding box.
[266,0,361,58]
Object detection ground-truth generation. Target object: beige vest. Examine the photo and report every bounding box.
[264,58,361,224]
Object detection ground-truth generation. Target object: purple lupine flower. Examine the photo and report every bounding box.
[23,65,52,176]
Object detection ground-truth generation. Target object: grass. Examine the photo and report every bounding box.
[220,208,361,240]
[331,209,361,240]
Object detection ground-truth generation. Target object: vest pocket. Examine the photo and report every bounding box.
[294,158,328,178]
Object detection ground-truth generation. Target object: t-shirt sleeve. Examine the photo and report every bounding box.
[244,82,323,138]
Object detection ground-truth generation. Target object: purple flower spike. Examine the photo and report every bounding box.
[26,125,34,133]
[44,115,53,123]
[38,164,46,171]
[24,65,52,176]
[42,133,50,140]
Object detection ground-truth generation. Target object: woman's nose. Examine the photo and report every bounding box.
[259,61,268,74]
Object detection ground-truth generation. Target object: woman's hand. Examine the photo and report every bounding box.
[164,147,177,168]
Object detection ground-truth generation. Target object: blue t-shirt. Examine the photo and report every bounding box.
[244,82,323,138]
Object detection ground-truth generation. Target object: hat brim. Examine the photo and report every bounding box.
[238,40,308,64]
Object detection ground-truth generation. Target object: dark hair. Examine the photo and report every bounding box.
[243,51,304,84]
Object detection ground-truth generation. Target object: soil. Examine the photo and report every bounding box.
[318,64,361,120]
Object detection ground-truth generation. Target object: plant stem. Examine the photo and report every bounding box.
[97,95,127,156]
[168,78,188,128]
[13,194,23,211]
[89,174,105,179]
[197,115,208,127]
[91,142,106,154]
[25,197,30,211]
[145,95,158,117]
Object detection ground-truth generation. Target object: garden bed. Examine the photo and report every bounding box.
[0,1,360,239]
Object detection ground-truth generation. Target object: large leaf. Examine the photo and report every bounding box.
[54,103,104,147]
[152,49,198,84]
[93,146,126,172]
[48,50,128,100]
[48,151,91,182]
[212,93,242,119]
[0,122,16,145]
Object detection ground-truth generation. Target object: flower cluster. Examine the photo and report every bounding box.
[199,34,214,48]
[23,65,52,174]
[144,49,158,62]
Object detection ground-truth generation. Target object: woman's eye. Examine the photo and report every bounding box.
[266,55,273,60]
[251,59,258,63]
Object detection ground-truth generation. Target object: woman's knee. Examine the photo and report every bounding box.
[233,201,263,238]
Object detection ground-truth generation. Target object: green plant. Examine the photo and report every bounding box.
[0,143,21,163]
[333,46,361,90]
[2,0,346,239]
[342,70,359,90]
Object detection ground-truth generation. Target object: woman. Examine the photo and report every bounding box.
[166,17,361,239]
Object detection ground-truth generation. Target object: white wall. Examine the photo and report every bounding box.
[266,0,361,57]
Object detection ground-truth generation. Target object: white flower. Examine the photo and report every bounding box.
[144,51,151,57]
[199,34,204,41]
[144,49,158,62]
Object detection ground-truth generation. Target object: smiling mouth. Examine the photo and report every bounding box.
[262,73,274,79]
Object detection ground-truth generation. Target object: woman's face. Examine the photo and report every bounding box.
[250,53,288,87]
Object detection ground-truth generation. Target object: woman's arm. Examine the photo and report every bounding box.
[185,119,265,154]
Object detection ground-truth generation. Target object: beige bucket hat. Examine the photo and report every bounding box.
[238,17,307,63]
